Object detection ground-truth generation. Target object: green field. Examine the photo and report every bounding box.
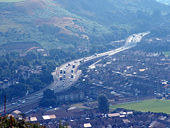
[110,99,170,114]
[163,51,170,57]
[0,0,25,2]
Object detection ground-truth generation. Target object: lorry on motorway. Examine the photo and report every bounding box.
[59,76,63,81]
[71,74,74,78]
[60,69,63,74]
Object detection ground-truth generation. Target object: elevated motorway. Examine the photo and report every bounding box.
[0,32,150,113]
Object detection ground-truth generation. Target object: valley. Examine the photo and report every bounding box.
[0,0,170,127]
[0,32,149,113]
[0,0,170,49]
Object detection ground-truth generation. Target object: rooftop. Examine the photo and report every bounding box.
[30,117,37,122]
[84,123,92,128]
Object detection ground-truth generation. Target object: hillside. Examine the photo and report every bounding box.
[0,0,170,49]
[157,0,170,5]
[57,0,170,35]
[0,0,111,49]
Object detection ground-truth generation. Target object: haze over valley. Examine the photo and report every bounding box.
[0,0,169,127]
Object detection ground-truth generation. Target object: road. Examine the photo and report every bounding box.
[0,32,150,113]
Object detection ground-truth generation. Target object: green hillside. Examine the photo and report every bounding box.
[57,0,170,30]
[0,0,112,49]
[0,0,170,49]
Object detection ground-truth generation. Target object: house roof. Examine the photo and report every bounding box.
[108,113,120,117]
[49,115,56,119]
[84,123,92,128]
[123,119,130,123]
[12,110,21,115]
[42,115,50,120]
[127,111,133,115]
[30,117,37,122]
[42,115,57,120]
[8,114,14,117]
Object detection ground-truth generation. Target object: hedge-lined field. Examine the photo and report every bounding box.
[111,99,170,114]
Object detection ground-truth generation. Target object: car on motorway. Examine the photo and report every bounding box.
[22,100,26,104]
[60,69,63,74]
[17,100,21,103]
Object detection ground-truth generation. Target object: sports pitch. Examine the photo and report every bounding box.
[110,99,170,114]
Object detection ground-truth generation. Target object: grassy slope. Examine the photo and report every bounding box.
[0,0,170,49]
[110,99,170,114]
[56,0,169,25]
[0,0,112,49]
[56,0,170,39]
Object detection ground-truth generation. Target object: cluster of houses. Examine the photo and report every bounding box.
[79,48,170,102]
[0,65,42,89]
[8,107,170,128]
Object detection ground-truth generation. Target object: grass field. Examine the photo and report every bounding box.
[110,99,170,114]
[0,0,25,2]
[163,51,170,57]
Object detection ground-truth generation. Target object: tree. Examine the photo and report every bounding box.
[59,121,68,128]
[43,89,56,99]
[39,89,56,107]
[0,115,45,128]
[98,95,109,114]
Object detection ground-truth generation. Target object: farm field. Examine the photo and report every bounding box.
[110,99,170,114]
